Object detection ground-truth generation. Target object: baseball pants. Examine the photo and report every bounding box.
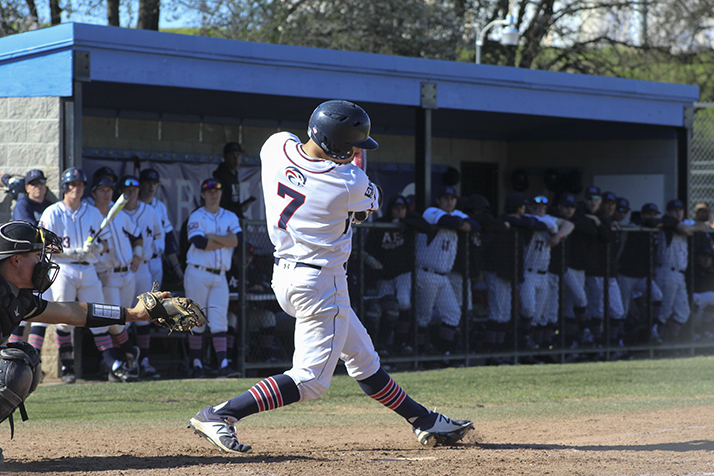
[184,265,230,333]
[272,260,381,402]
[449,272,472,312]
[149,256,163,288]
[655,268,690,325]
[535,272,560,327]
[563,268,587,318]
[51,263,103,334]
[376,272,412,311]
[520,270,548,320]
[585,276,625,320]
[617,275,663,319]
[132,262,153,329]
[94,269,136,335]
[415,269,461,327]
[484,271,512,324]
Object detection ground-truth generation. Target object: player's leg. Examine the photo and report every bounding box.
[666,274,691,342]
[50,266,79,383]
[654,269,675,341]
[519,272,539,350]
[149,255,163,288]
[434,274,462,354]
[185,265,209,377]
[132,263,156,374]
[207,274,239,377]
[414,269,440,353]
[393,272,414,354]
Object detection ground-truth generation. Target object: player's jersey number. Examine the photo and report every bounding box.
[277,183,305,229]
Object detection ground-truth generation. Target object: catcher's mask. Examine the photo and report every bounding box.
[0,221,63,294]
[307,100,378,162]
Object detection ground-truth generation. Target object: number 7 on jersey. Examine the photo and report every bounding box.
[277,183,306,229]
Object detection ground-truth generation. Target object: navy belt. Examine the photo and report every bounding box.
[274,257,321,270]
[69,261,90,266]
[193,264,223,275]
[421,267,447,276]
[113,266,129,273]
[527,268,547,275]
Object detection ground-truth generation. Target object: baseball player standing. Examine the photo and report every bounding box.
[139,168,183,287]
[654,199,708,343]
[117,175,163,379]
[91,177,143,382]
[184,178,242,379]
[8,169,54,351]
[189,100,472,454]
[38,167,108,384]
[415,186,477,355]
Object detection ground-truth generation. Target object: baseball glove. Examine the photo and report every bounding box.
[137,282,207,333]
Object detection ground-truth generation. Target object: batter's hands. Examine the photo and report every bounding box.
[83,240,103,256]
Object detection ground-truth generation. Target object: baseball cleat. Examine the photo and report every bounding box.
[189,406,252,454]
[412,412,474,447]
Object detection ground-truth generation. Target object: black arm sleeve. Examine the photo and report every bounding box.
[165,231,178,255]
[437,214,464,230]
[190,235,209,250]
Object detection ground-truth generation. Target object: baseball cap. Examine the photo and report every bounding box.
[223,142,243,155]
[117,175,140,190]
[559,193,576,207]
[92,176,116,192]
[641,203,660,215]
[139,168,161,183]
[615,197,630,213]
[602,191,616,203]
[585,185,601,198]
[201,178,222,191]
[505,192,526,211]
[666,199,685,211]
[93,166,118,182]
[391,196,408,207]
[25,169,46,185]
[468,194,491,212]
[436,186,458,198]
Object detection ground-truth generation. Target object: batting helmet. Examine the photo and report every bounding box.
[307,100,378,161]
[60,167,87,194]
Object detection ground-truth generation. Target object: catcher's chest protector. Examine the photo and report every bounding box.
[0,342,42,438]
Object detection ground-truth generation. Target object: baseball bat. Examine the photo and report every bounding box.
[87,193,129,243]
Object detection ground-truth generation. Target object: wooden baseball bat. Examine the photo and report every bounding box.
[87,193,129,243]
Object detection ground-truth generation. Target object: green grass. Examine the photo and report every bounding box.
[25,357,714,430]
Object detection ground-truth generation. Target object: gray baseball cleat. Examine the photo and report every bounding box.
[412,412,474,447]
[189,406,252,454]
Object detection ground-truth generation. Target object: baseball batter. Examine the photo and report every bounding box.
[184,177,242,379]
[117,175,163,378]
[189,100,472,454]
[38,167,108,384]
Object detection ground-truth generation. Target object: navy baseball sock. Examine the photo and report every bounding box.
[358,367,429,423]
[214,374,300,420]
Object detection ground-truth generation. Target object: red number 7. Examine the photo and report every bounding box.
[277,183,306,229]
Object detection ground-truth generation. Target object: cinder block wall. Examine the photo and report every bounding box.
[0,96,62,222]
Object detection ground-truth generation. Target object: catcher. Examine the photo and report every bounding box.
[0,221,205,450]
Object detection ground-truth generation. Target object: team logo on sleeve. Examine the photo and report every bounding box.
[285,167,307,188]
[188,221,199,230]
[364,183,375,199]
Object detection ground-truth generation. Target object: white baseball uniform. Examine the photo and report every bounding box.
[38,201,108,331]
[185,206,241,334]
[655,231,690,324]
[147,197,171,286]
[521,214,557,324]
[122,202,162,309]
[262,131,380,401]
[94,205,140,334]
[414,207,467,327]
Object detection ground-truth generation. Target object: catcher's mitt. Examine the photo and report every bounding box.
[137,283,207,333]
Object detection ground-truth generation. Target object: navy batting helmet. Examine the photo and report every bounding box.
[307,100,378,161]
[60,167,87,194]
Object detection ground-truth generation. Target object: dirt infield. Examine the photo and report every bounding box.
[2,405,713,475]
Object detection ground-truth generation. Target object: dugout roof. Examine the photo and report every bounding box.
[0,22,699,141]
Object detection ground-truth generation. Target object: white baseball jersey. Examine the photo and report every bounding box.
[658,232,688,271]
[261,131,379,268]
[38,201,108,264]
[416,207,468,274]
[148,197,171,256]
[122,202,162,262]
[186,207,242,271]
[95,205,141,273]
[523,214,558,273]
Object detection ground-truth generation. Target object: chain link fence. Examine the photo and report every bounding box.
[690,104,714,214]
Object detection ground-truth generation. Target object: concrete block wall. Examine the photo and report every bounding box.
[0,96,62,222]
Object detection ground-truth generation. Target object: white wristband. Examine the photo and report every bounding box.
[133,245,143,258]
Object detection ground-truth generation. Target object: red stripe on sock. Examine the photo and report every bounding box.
[249,386,265,412]
[266,377,283,408]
